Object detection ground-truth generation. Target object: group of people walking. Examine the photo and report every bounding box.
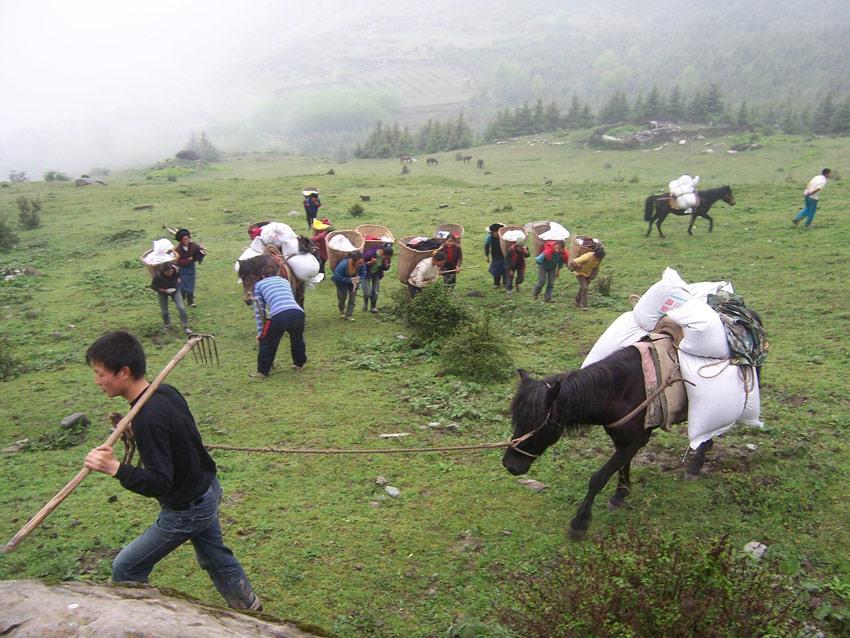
[150,228,206,334]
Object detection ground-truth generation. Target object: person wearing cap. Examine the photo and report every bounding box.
[484,223,507,288]
[310,218,333,274]
[362,243,393,313]
[174,228,205,307]
[303,192,322,230]
[440,232,463,288]
[407,251,447,297]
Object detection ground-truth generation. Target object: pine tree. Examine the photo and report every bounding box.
[532,99,546,132]
[666,84,684,121]
[545,101,562,131]
[705,84,724,120]
[832,97,850,135]
[578,104,594,128]
[813,93,835,134]
[644,85,662,121]
[736,101,750,128]
[565,95,582,129]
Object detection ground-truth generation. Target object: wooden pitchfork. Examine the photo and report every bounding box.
[2,333,219,554]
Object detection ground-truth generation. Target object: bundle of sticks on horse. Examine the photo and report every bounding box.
[503,266,766,539]
[644,174,736,237]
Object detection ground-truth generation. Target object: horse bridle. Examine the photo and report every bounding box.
[506,384,557,458]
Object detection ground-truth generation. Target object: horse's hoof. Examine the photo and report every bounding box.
[684,471,700,481]
[568,527,587,541]
[607,498,624,511]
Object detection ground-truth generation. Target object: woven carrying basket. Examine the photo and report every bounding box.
[522,221,551,255]
[141,249,178,278]
[497,225,526,258]
[397,236,435,284]
[435,223,464,241]
[355,224,395,253]
[326,230,365,271]
[570,235,601,261]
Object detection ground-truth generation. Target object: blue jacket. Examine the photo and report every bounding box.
[332,257,368,288]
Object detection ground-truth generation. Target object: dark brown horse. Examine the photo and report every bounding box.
[502,347,718,540]
[237,248,306,308]
[644,185,736,237]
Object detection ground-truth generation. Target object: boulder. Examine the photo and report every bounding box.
[0,579,324,637]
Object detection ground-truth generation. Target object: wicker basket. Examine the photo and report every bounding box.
[570,235,601,261]
[326,229,365,271]
[497,225,526,258]
[435,223,464,241]
[523,221,551,255]
[397,236,435,283]
[141,249,178,278]
[355,224,395,253]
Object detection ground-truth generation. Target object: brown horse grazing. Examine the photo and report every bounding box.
[644,185,736,237]
[426,157,439,166]
[502,348,720,540]
[237,249,306,308]
[477,159,484,169]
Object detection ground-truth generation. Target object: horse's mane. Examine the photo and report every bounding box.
[697,185,731,198]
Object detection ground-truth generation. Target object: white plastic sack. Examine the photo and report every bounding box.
[249,236,267,253]
[582,312,649,368]
[687,280,734,302]
[234,247,262,272]
[738,376,763,427]
[633,267,692,331]
[676,193,698,209]
[539,221,570,241]
[680,352,752,449]
[666,300,730,359]
[288,252,321,281]
[143,238,176,265]
[280,237,300,258]
[502,229,526,242]
[669,174,698,197]
[259,222,297,247]
[328,234,357,252]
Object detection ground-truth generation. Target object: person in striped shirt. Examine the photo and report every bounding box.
[249,270,306,378]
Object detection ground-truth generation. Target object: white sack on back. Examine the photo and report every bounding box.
[502,229,526,242]
[234,247,262,272]
[538,221,570,241]
[249,236,267,253]
[633,267,692,331]
[143,238,176,265]
[280,237,300,258]
[687,280,734,302]
[260,222,296,247]
[288,252,321,281]
[328,234,358,252]
[680,352,750,449]
[582,312,649,368]
[666,300,731,359]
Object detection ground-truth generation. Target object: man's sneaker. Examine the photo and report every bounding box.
[370,307,378,313]
[292,364,304,371]
[792,218,800,226]
[346,316,355,322]
[248,371,269,379]
[183,327,193,335]
[248,594,263,611]
[339,313,346,318]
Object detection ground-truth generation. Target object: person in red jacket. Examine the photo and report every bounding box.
[310,218,333,274]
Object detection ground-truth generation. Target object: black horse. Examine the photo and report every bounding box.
[644,185,736,237]
[237,250,306,308]
[502,348,718,540]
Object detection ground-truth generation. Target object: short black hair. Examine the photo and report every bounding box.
[85,331,146,379]
[822,168,832,176]
[434,250,447,262]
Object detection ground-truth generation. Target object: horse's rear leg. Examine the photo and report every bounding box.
[608,463,632,511]
[569,436,648,540]
[685,439,714,479]
[688,214,696,235]
[706,213,714,233]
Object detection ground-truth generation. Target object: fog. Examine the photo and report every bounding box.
[2,0,847,179]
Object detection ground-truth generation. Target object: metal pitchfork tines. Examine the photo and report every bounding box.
[2,333,220,554]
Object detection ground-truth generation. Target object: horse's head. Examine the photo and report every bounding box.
[502,369,565,476]
[722,185,736,206]
[237,253,278,305]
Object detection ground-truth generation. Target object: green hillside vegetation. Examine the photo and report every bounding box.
[1,133,848,636]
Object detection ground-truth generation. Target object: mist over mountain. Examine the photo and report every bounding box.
[2,0,848,178]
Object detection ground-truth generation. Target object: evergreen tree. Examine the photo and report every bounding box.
[545,101,563,131]
[565,95,582,129]
[688,91,708,121]
[832,97,850,135]
[813,93,835,133]
[736,101,750,128]
[666,84,684,121]
[705,84,724,120]
[578,104,594,129]
[532,99,546,132]
[515,102,534,135]
[417,119,433,151]
[632,92,645,123]
[644,85,663,121]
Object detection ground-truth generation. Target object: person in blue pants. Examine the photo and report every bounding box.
[793,168,831,227]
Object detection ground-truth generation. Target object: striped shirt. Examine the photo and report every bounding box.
[252,276,303,334]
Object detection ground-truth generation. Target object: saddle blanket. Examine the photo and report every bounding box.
[632,334,687,430]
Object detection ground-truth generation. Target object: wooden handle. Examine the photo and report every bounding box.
[2,336,204,553]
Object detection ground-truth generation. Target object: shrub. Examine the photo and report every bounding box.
[43,170,69,181]
[17,196,41,229]
[0,217,19,252]
[0,336,23,380]
[8,170,27,183]
[595,274,612,297]
[348,203,364,217]
[498,528,802,638]
[439,315,512,382]
[389,281,467,345]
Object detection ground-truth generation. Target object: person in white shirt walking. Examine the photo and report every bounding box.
[793,168,831,227]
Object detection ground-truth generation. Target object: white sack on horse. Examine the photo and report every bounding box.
[259,222,297,247]
[234,247,262,273]
[538,221,570,241]
[633,267,691,331]
[288,252,321,281]
[686,280,734,301]
[669,174,699,197]
[328,234,358,252]
[679,352,760,449]
[582,312,649,368]
[676,193,698,210]
[666,299,731,359]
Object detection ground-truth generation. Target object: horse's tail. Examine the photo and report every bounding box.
[644,195,656,221]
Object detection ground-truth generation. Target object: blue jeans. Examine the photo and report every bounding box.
[257,308,306,374]
[336,282,357,317]
[157,290,188,327]
[793,196,818,226]
[533,265,557,301]
[112,478,257,609]
[362,274,382,309]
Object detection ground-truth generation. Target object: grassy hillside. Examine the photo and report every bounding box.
[0,133,848,636]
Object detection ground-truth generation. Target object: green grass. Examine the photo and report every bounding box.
[1,132,849,636]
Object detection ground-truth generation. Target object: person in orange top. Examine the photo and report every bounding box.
[570,246,605,309]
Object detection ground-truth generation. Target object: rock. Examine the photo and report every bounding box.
[384,486,401,498]
[517,479,547,493]
[287,210,300,217]
[427,422,441,428]
[2,439,30,453]
[132,204,154,211]
[745,443,758,451]
[375,476,389,486]
[743,541,768,560]
[360,195,370,201]
[377,432,410,439]
[368,501,381,508]
[60,412,89,429]
[75,177,106,187]
[22,266,42,276]
[395,334,408,340]
[0,579,321,637]
[107,495,118,503]
[438,203,449,208]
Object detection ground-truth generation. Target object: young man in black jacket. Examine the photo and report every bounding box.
[83,330,261,610]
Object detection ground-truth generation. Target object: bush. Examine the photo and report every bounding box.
[17,196,41,229]
[348,203,364,217]
[498,528,802,638]
[389,281,467,345]
[595,274,612,297]
[0,217,19,252]
[439,315,512,382]
[8,170,27,183]
[0,336,23,380]
[43,170,69,181]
